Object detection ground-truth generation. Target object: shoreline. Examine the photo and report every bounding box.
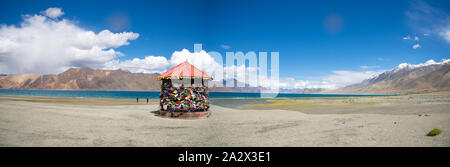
[0,88,399,96]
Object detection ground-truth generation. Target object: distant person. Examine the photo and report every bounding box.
[136,98,138,103]
[147,98,149,104]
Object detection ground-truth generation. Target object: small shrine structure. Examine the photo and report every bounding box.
[156,61,212,118]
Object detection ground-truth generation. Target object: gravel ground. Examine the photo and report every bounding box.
[0,94,449,146]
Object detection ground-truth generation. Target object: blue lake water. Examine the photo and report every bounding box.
[0,89,394,109]
[0,89,390,99]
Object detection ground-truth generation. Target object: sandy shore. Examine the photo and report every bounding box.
[0,93,449,146]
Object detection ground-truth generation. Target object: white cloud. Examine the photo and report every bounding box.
[100,46,384,90]
[162,48,385,90]
[257,59,450,90]
[41,7,64,19]
[220,44,231,49]
[223,65,259,86]
[0,8,139,74]
[406,0,450,44]
[73,30,139,49]
[403,35,422,48]
[169,48,223,77]
[103,56,169,73]
[360,65,380,69]
[276,78,335,89]
[259,70,384,90]
[104,48,225,76]
[322,70,382,88]
[441,30,450,42]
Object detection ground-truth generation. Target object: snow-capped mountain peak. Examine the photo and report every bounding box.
[392,59,449,72]
[336,58,450,94]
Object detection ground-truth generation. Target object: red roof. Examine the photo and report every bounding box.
[157,61,213,80]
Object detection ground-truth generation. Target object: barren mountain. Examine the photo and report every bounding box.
[324,60,450,94]
[0,68,161,91]
[3,59,448,94]
[0,68,252,92]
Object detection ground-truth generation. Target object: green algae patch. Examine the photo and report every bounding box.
[251,99,376,107]
[427,128,442,136]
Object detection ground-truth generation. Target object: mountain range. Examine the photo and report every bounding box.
[322,59,450,94]
[0,67,261,92]
[1,59,449,94]
[0,68,161,91]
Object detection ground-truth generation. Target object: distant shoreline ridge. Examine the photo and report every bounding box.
[0,89,394,99]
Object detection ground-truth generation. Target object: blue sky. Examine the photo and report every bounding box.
[0,0,449,89]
